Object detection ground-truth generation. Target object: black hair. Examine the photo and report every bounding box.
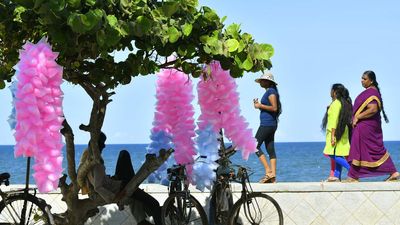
[322,83,353,141]
[269,83,282,121]
[363,70,389,123]
[98,132,107,151]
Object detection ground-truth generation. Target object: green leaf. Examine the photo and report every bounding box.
[203,7,219,23]
[226,23,240,38]
[85,0,96,7]
[105,28,121,47]
[13,0,34,8]
[168,27,180,43]
[203,45,212,54]
[162,2,179,17]
[234,55,242,67]
[192,69,202,78]
[33,0,46,9]
[106,15,118,28]
[67,9,103,33]
[242,55,253,70]
[242,33,252,43]
[96,30,106,47]
[221,16,227,23]
[13,6,27,23]
[47,0,65,12]
[225,39,239,52]
[182,23,192,36]
[237,40,245,52]
[86,9,103,28]
[0,80,5,89]
[260,43,274,59]
[133,16,152,37]
[67,0,80,8]
[67,13,85,33]
[119,21,129,37]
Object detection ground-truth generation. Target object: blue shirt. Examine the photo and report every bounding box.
[260,88,278,126]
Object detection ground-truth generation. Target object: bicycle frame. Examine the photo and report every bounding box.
[166,164,195,224]
[236,167,253,200]
[0,157,54,225]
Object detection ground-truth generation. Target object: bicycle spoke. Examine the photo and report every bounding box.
[162,193,207,225]
[0,196,49,225]
[230,193,283,225]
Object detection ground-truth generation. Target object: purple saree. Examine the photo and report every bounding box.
[347,88,397,178]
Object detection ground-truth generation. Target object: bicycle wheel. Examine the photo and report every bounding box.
[161,192,208,225]
[209,184,233,225]
[0,193,51,225]
[228,192,283,225]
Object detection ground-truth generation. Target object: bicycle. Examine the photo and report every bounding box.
[0,157,54,225]
[161,161,208,225]
[209,130,283,225]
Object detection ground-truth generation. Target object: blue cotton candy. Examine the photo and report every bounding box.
[8,81,18,130]
[192,124,220,191]
[146,130,174,183]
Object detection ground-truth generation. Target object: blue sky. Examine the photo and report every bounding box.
[1,0,400,144]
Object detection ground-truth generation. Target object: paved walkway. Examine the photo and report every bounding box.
[2,182,400,224]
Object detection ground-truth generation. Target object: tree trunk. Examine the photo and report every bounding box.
[56,149,172,225]
[56,82,173,224]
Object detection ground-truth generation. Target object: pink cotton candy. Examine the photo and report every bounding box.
[150,68,196,177]
[197,61,257,160]
[12,38,64,193]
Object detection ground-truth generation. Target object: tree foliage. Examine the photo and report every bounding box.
[1,0,273,89]
[0,0,274,224]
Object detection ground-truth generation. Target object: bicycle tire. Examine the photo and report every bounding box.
[209,183,233,225]
[161,192,208,225]
[228,192,283,225]
[0,193,51,225]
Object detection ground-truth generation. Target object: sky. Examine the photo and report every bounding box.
[1,0,400,144]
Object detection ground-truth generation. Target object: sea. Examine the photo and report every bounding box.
[1,142,400,185]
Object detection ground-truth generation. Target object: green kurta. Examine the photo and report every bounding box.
[323,99,350,156]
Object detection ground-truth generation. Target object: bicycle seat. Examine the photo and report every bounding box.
[0,172,10,184]
[167,165,184,175]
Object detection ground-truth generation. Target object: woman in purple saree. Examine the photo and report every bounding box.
[347,71,399,181]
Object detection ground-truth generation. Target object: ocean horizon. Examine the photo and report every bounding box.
[1,141,400,185]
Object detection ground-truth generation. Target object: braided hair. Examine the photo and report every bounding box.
[363,70,389,123]
[322,84,353,141]
[270,83,282,121]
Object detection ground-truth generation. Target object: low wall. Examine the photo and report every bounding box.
[3,182,400,225]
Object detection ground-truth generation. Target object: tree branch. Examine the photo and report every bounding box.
[60,119,77,186]
[158,57,188,68]
[116,148,174,206]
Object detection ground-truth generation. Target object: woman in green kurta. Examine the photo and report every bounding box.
[322,84,352,181]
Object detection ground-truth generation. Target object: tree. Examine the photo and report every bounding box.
[0,0,273,224]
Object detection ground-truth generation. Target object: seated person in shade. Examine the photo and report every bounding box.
[81,132,161,225]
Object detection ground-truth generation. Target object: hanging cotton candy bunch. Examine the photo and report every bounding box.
[192,124,220,191]
[147,68,196,182]
[197,61,256,160]
[146,129,173,184]
[7,81,17,129]
[12,39,64,193]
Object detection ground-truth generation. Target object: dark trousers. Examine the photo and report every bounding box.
[114,150,162,225]
[255,126,277,159]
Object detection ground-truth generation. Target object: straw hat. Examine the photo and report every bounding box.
[255,71,277,85]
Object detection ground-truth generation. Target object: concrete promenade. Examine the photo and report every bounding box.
[2,182,400,225]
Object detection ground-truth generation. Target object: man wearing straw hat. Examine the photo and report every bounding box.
[253,71,282,183]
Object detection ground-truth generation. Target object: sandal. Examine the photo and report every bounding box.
[259,175,271,183]
[324,176,339,182]
[259,175,276,183]
[342,177,359,183]
[384,172,400,182]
